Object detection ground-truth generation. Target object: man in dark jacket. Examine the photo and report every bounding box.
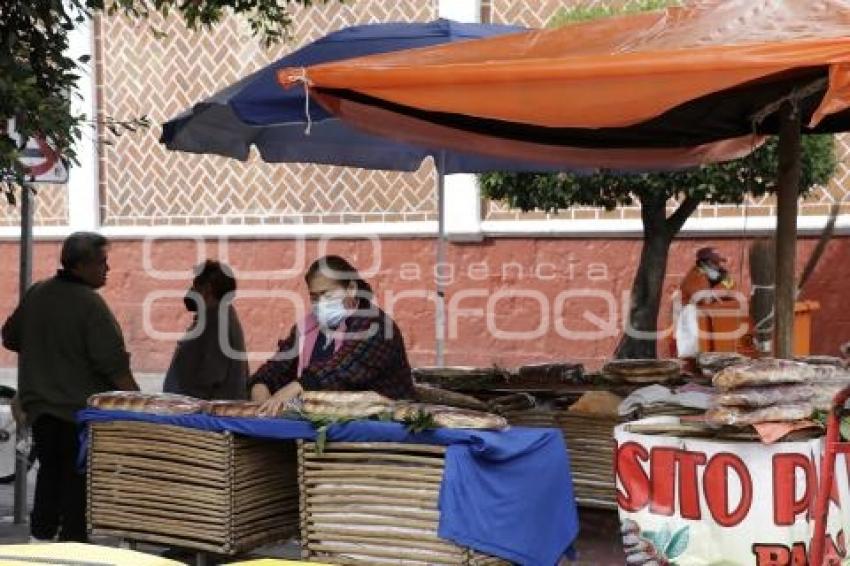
[163,260,248,400]
[2,232,138,542]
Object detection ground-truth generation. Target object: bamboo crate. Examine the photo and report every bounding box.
[88,421,299,555]
[503,408,559,428]
[555,413,620,510]
[297,441,510,565]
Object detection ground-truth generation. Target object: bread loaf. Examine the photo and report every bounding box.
[705,403,813,426]
[413,384,488,411]
[602,359,681,384]
[488,392,536,414]
[712,359,818,391]
[88,392,205,415]
[697,352,748,377]
[205,401,264,418]
[301,391,394,419]
[715,384,815,408]
[393,403,507,430]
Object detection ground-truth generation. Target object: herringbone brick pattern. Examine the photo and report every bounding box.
[97,0,438,226]
[484,0,850,222]
[0,184,69,227]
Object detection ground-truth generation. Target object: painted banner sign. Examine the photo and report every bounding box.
[615,422,850,566]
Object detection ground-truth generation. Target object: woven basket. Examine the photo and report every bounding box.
[88,421,299,554]
[555,413,620,510]
[297,441,510,565]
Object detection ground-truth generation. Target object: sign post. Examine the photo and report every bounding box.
[14,186,32,525]
[6,118,69,525]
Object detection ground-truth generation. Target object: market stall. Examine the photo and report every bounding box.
[612,356,850,565]
[79,392,578,565]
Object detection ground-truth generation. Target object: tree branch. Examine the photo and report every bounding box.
[666,194,702,236]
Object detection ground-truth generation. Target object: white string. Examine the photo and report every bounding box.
[287,68,313,135]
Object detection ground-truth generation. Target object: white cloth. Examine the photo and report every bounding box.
[674,303,700,358]
[618,384,714,416]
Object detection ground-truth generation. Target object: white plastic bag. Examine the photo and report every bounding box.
[675,303,700,358]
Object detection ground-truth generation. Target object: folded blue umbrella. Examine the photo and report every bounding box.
[78,409,579,565]
[160,19,578,174]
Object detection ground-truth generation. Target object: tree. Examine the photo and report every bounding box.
[480,2,838,360]
[1,0,330,200]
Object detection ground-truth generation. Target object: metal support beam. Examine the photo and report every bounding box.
[774,103,802,359]
[435,154,447,367]
[14,185,33,524]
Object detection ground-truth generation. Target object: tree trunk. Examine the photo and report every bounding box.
[615,193,702,360]
[615,223,671,359]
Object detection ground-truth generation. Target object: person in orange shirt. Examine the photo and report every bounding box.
[675,247,748,357]
[680,247,736,305]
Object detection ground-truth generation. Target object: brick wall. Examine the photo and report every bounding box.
[0,184,68,227]
[95,0,439,227]
[2,236,848,373]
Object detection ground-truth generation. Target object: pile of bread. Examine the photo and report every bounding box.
[706,358,850,426]
[88,390,507,430]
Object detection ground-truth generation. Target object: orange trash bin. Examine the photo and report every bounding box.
[791,300,820,357]
[696,300,819,356]
[696,299,750,354]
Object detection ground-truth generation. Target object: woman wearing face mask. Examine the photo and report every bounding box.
[249,255,414,416]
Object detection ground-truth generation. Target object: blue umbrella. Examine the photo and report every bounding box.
[161,19,573,364]
[160,19,566,173]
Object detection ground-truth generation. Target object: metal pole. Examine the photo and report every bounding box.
[14,184,33,524]
[435,153,447,367]
[774,103,802,359]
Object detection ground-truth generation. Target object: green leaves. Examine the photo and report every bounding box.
[401,409,437,434]
[480,137,835,221]
[666,526,690,560]
[840,417,850,442]
[1,0,332,198]
[642,525,690,561]
[548,0,681,28]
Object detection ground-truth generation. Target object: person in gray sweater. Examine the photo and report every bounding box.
[2,232,139,542]
[163,260,248,400]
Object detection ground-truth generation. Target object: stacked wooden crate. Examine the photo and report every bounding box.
[88,420,299,555]
[555,413,620,509]
[298,441,509,565]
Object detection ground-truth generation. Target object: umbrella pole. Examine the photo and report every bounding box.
[435,154,447,367]
[14,185,33,524]
[774,103,802,359]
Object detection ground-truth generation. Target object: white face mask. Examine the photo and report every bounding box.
[703,266,722,282]
[313,296,349,328]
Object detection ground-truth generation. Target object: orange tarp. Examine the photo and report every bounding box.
[279,0,850,169]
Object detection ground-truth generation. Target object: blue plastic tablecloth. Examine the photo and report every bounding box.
[78,409,579,565]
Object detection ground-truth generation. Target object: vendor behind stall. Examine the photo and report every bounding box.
[163,260,248,400]
[675,247,746,356]
[250,255,414,415]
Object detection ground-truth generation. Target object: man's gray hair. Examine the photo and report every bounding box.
[61,232,108,270]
